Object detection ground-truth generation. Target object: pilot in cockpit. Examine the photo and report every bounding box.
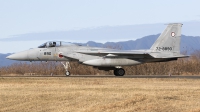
[53,42,56,47]
[48,42,56,47]
[38,41,73,48]
[49,42,53,47]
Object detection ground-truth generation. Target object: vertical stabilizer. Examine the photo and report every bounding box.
[150,23,182,57]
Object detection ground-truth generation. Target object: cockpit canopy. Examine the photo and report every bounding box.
[38,41,76,48]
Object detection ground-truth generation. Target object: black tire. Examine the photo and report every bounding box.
[117,68,125,76]
[114,69,118,76]
[114,68,125,76]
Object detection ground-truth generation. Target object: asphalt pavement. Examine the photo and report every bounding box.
[1,75,200,79]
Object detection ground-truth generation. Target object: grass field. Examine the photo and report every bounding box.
[0,77,200,112]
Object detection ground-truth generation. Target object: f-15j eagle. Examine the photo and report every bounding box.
[7,23,188,76]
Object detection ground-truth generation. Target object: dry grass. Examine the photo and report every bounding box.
[0,77,200,112]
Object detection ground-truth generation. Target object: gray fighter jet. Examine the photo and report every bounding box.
[6,23,188,76]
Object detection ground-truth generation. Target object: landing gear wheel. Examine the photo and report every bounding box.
[66,71,70,76]
[118,68,125,76]
[114,68,125,76]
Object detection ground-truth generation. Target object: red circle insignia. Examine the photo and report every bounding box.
[59,53,63,58]
[171,32,176,37]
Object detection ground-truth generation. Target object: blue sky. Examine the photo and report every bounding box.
[0,0,200,53]
[0,0,200,39]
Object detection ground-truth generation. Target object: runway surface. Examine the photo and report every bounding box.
[1,75,200,79]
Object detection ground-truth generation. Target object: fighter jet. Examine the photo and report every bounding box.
[6,23,188,76]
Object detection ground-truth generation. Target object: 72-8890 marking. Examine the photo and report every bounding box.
[156,47,172,51]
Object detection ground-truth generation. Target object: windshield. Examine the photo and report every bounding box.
[38,42,47,48]
[38,41,76,48]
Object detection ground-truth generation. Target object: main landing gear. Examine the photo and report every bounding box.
[114,68,125,76]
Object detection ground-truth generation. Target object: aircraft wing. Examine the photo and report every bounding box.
[77,50,154,58]
[77,50,189,59]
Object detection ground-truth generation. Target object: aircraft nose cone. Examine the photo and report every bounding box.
[6,51,28,60]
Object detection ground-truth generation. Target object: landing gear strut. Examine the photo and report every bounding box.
[114,68,125,76]
[61,62,71,76]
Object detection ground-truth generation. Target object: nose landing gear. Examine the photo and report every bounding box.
[61,62,71,76]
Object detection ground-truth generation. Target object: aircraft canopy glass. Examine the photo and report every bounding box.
[38,41,76,48]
